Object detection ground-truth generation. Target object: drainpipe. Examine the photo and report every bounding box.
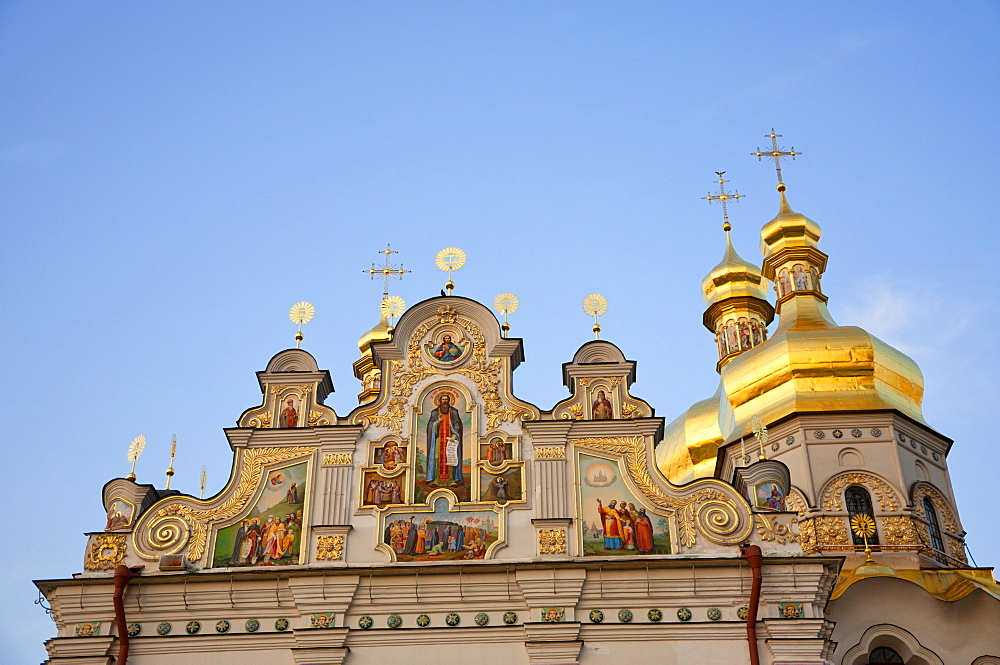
[113,565,143,665]
[740,544,763,665]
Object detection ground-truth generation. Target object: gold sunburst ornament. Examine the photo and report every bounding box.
[126,434,146,481]
[582,294,608,340]
[289,301,315,349]
[380,295,406,328]
[850,513,878,564]
[435,247,466,295]
[493,292,519,337]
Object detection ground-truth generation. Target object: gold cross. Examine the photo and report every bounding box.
[752,129,800,186]
[363,244,410,299]
[703,171,743,232]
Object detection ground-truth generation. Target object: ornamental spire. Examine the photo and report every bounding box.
[752,129,800,192]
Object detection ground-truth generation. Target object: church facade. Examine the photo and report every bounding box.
[35,178,1000,664]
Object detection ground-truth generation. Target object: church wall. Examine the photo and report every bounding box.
[829,577,1000,664]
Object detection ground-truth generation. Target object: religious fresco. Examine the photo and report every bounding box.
[591,389,613,420]
[105,499,134,531]
[375,440,407,471]
[479,466,523,504]
[578,454,671,556]
[361,469,405,507]
[381,497,500,562]
[423,329,470,366]
[277,395,301,428]
[414,385,473,504]
[754,481,786,511]
[481,436,513,467]
[211,461,308,568]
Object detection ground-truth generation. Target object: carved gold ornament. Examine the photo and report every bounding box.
[797,518,819,554]
[126,434,146,481]
[813,516,849,546]
[435,247,466,272]
[308,409,330,426]
[132,446,315,562]
[86,534,127,571]
[754,514,796,545]
[538,529,566,554]
[360,308,533,433]
[820,472,900,512]
[322,453,353,466]
[947,536,968,563]
[249,411,272,428]
[882,516,920,546]
[570,436,753,546]
[534,447,565,459]
[316,535,344,561]
[620,402,641,419]
[567,403,583,419]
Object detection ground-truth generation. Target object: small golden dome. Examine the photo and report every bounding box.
[759,190,823,261]
[701,231,769,307]
[357,313,392,354]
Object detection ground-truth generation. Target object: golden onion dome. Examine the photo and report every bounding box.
[357,313,392,355]
[655,384,733,485]
[759,188,824,266]
[701,231,769,307]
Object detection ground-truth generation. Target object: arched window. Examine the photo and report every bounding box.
[923,496,945,558]
[845,485,880,547]
[868,646,904,663]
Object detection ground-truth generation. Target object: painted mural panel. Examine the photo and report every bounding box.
[479,467,523,504]
[212,461,308,567]
[383,497,499,561]
[361,469,405,507]
[105,499,135,531]
[578,454,671,555]
[414,386,473,503]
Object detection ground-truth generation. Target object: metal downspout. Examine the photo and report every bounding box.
[740,544,763,665]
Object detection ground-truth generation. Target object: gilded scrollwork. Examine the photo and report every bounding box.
[85,533,127,571]
[567,403,583,419]
[813,516,849,546]
[796,517,819,554]
[132,446,316,562]
[754,514,797,545]
[248,411,272,428]
[569,436,753,546]
[538,529,567,554]
[785,488,808,517]
[316,535,344,561]
[947,536,968,563]
[308,409,330,426]
[620,402,642,419]
[819,471,900,512]
[882,515,921,546]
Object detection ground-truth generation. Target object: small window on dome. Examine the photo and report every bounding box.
[923,496,945,561]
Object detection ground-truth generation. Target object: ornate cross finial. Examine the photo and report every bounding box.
[363,244,410,300]
[435,247,466,296]
[200,465,207,499]
[752,129,800,190]
[289,301,315,349]
[703,171,744,232]
[126,434,146,481]
[493,292,519,337]
[582,294,608,340]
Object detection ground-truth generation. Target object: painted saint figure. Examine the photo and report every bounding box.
[634,508,654,554]
[279,398,298,428]
[592,390,613,420]
[792,264,810,290]
[486,438,507,466]
[432,334,463,362]
[596,498,624,550]
[493,476,510,502]
[425,392,464,486]
[285,482,299,504]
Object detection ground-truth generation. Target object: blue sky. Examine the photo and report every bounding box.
[2,3,997,661]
